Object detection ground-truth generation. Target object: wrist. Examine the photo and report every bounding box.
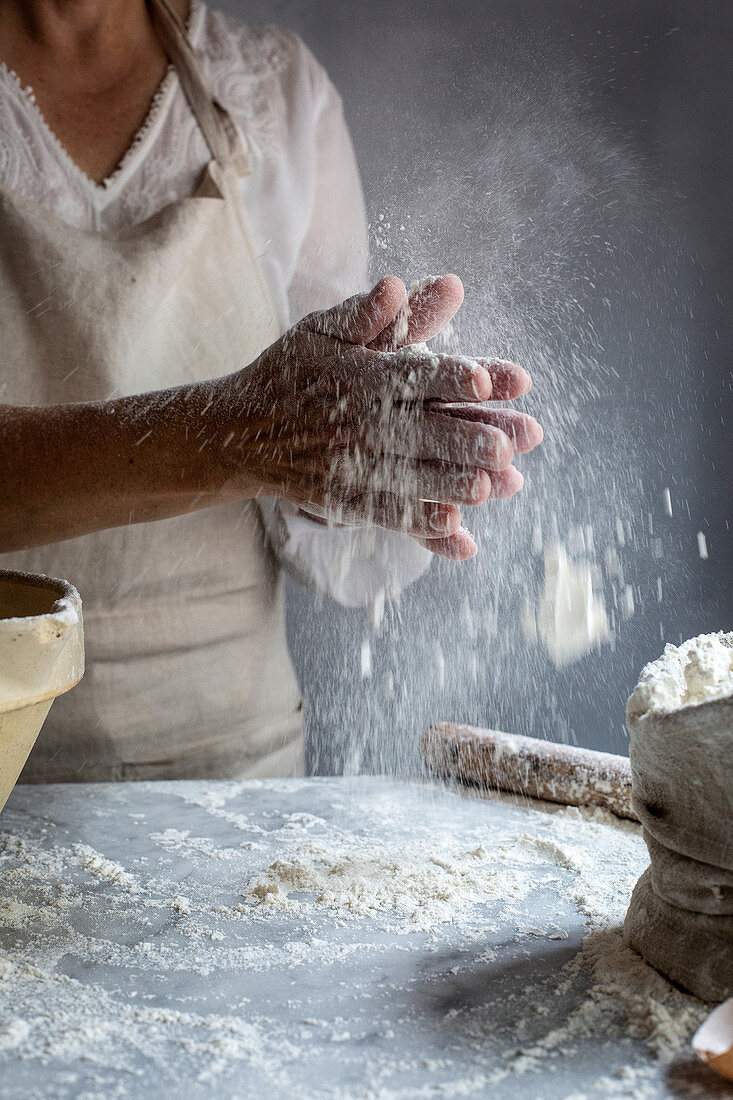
[193,377,265,503]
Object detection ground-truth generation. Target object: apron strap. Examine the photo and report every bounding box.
[147,0,251,177]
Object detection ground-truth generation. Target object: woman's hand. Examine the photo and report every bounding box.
[0,275,540,556]
[216,275,543,559]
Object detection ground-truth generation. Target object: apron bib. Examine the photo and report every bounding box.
[0,0,304,780]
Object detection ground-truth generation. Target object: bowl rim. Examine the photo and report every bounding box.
[0,569,81,628]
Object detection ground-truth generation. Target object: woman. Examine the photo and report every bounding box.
[0,0,542,781]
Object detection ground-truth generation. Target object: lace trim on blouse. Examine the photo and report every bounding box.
[0,1,293,230]
[0,58,180,193]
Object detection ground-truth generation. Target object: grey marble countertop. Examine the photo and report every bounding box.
[0,778,726,1099]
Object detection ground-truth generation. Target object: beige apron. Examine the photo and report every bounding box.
[0,0,304,781]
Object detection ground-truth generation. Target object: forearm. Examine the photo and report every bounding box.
[0,382,247,552]
[1,278,541,559]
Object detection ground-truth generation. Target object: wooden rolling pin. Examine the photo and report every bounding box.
[422,723,637,822]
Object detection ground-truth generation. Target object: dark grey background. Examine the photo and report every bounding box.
[219,0,732,772]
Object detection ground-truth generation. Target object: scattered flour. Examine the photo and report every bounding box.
[577,929,708,1057]
[71,843,140,892]
[149,827,242,861]
[0,1017,31,1051]
[493,928,707,1074]
[0,781,712,1097]
[244,841,532,930]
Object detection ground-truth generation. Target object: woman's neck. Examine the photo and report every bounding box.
[0,0,192,184]
[0,1,189,64]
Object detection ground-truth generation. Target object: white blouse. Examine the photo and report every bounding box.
[0,0,431,607]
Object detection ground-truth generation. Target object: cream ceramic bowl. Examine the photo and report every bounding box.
[0,570,84,812]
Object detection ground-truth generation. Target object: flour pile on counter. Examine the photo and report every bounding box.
[244,841,532,929]
[0,780,716,1099]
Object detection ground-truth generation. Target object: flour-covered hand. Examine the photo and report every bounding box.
[218,275,542,559]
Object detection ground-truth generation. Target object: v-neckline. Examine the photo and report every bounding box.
[0,0,201,198]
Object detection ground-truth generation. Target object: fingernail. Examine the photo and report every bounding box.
[428,506,456,534]
[428,510,449,534]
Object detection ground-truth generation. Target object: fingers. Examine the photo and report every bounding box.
[293,277,532,404]
[488,466,524,498]
[294,316,530,409]
[372,408,515,470]
[410,467,526,560]
[368,273,465,351]
[415,528,478,560]
[324,347,493,403]
[434,406,543,453]
[344,457,522,503]
[411,463,492,505]
[271,394,529,484]
[394,354,531,403]
[390,348,493,401]
[327,494,463,539]
[319,449,524,504]
[275,455,525,563]
[320,348,530,407]
[300,276,406,346]
[324,454,493,506]
[478,359,532,399]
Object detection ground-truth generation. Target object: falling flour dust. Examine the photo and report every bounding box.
[300,26,709,777]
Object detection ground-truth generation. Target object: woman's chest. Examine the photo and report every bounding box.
[24,62,170,185]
